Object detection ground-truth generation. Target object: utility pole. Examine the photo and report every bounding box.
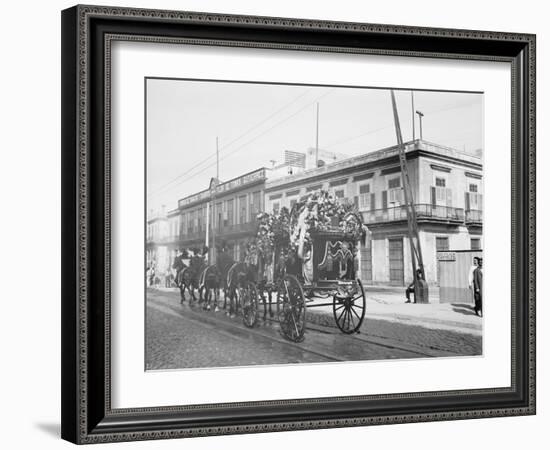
[315,102,319,167]
[411,91,416,141]
[416,110,424,140]
[391,91,428,303]
[211,137,219,265]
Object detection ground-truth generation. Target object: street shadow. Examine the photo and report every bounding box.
[35,422,60,438]
[451,303,477,316]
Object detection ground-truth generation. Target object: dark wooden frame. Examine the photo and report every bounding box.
[61,4,536,444]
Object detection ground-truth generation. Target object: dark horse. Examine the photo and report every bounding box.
[199,249,236,312]
[223,262,250,317]
[198,264,222,311]
[178,254,207,303]
[240,257,275,321]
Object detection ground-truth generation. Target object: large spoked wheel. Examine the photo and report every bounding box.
[241,282,259,328]
[333,278,366,334]
[276,275,306,342]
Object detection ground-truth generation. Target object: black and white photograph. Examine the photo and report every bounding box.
[145,79,484,371]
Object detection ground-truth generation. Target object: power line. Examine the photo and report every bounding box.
[161,90,334,191]
[324,100,480,151]
[147,89,311,197]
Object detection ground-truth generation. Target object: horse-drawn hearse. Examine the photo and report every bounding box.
[173,190,368,343]
[238,190,368,342]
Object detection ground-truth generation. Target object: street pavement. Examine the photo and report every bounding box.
[146,287,482,370]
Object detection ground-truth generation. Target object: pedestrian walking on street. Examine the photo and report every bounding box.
[473,258,483,316]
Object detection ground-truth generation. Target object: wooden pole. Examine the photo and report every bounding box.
[390,91,427,300]
[315,102,319,167]
[411,91,416,141]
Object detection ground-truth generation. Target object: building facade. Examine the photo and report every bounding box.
[147,168,268,273]
[147,140,483,288]
[264,140,483,286]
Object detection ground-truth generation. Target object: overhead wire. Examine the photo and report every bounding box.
[148,89,312,197]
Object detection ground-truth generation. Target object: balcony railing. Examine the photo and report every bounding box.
[174,221,257,243]
[217,221,257,235]
[465,209,483,224]
[362,204,466,225]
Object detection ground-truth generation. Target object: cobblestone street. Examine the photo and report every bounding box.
[146,288,482,370]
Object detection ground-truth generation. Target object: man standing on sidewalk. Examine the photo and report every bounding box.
[473,258,483,316]
[468,257,479,304]
[405,269,424,303]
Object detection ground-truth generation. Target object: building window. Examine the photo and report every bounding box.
[471,238,481,250]
[334,189,345,199]
[216,202,223,231]
[387,177,403,206]
[289,198,297,209]
[239,195,247,224]
[273,202,280,214]
[435,177,446,187]
[226,199,234,226]
[435,186,447,203]
[388,177,401,189]
[359,184,371,209]
[469,184,478,193]
[188,211,195,233]
[250,191,261,221]
[465,191,482,210]
[436,236,449,252]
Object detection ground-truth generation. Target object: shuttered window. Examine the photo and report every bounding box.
[431,187,452,207]
[358,184,371,209]
[226,199,234,226]
[239,195,247,224]
[466,192,482,210]
[250,191,261,221]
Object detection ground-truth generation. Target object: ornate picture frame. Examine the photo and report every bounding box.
[61,5,536,444]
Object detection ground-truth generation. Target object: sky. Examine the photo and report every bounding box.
[146,78,483,214]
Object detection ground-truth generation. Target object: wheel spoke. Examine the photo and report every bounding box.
[349,311,356,331]
[343,308,350,330]
[337,305,347,324]
[350,305,362,321]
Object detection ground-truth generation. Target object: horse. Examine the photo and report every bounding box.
[224,262,250,317]
[199,264,223,311]
[178,255,207,303]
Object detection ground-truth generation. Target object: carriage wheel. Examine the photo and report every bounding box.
[276,275,306,342]
[333,278,366,334]
[241,282,259,328]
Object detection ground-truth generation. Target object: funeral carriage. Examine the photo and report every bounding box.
[240,190,367,342]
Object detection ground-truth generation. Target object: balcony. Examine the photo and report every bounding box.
[362,204,465,225]
[146,235,179,245]
[215,221,257,236]
[465,209,483,225]
[176,222,258,243]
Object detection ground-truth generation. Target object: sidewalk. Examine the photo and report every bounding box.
[307,284,482,336]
